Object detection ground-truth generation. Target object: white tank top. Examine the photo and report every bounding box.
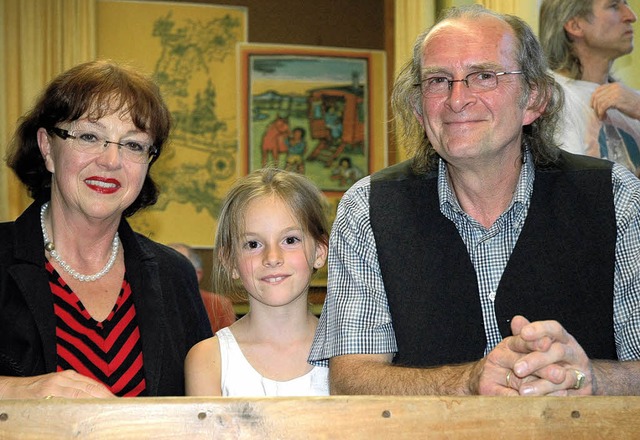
[217,327,329,396]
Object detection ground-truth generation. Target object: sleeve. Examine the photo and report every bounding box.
[172,260,214,345]
[554,74,600,157]
[155,246,213,354]
[558,95,589,155]
[208,292,237,333]
[611,164,640,360]
[309,177,397,366]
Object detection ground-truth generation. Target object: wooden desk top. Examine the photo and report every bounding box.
[1,395,639,439]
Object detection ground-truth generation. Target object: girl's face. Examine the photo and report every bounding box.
[232,194,327,308]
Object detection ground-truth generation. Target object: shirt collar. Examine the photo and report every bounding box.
[438,150,535,216]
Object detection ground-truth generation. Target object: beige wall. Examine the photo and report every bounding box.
[615,0,640,88]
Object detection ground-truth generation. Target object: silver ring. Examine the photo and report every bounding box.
[573,370,586,390]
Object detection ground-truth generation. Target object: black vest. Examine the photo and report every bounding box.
[370,152,617,367]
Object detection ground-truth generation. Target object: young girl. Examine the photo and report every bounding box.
[184,168,330,396]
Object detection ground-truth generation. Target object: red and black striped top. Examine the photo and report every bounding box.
[46,262,147,397]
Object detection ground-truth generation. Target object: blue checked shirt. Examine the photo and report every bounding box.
[309,152,640,365]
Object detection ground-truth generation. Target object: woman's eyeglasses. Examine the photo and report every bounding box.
[47,127,157,164]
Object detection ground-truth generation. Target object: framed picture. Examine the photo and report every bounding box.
[238,43,388,196]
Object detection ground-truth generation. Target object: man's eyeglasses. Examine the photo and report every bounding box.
[47,127,157,164]
[415,70,523,97]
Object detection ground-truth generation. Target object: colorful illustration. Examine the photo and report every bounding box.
[239,45,387,194]
[97,1,247,245]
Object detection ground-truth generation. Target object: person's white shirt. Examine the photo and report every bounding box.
[553,72,640,175]
[217,327,329,396]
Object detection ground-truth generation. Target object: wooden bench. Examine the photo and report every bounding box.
[2,395,639,438]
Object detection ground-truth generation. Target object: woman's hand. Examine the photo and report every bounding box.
[0,370,115,399]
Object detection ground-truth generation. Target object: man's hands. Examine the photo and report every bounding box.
[474,316,594,396]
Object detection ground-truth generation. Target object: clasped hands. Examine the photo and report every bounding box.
[476,315,593,396]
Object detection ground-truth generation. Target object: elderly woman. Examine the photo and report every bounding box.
[0,60,212,398]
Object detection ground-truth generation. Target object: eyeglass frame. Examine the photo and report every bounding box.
[46,126,158,164]
[414,70,523,96]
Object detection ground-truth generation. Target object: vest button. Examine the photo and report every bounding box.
[488,291,496,301]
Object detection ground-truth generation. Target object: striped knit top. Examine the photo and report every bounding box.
[46,262,147,396]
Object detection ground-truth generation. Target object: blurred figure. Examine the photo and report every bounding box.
[540,0,640,175]
[168,243,236,333]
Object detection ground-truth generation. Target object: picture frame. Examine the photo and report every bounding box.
[238,43,387,193]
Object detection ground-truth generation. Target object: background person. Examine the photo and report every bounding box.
[0,60,212,398]
[168,242,236,333]
[309,5,640,396]
[540,0,640,175]
[185,168,329,396]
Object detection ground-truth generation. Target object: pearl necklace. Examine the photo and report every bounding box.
[40,202,119,282]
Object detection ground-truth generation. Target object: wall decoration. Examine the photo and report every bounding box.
[97,1,247,245]
[238,43,387,195]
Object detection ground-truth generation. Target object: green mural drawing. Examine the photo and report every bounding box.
[147,11,242,218]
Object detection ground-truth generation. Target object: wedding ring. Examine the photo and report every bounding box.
[573,370,586,390]
[506,370,512,388]
[44,395,54,400]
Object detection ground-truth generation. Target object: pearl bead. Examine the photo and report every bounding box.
[40,202,119,282]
